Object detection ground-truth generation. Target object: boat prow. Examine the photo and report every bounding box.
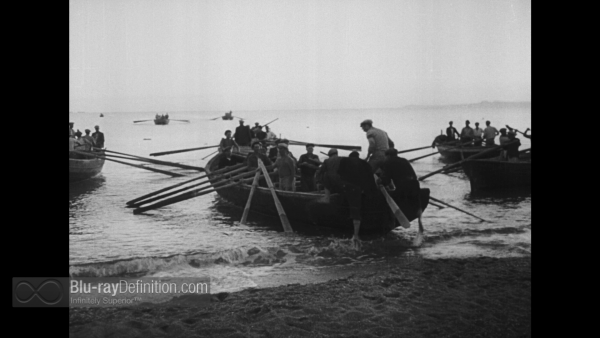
[69,154,105,183]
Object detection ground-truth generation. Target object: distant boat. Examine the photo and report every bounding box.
[436,143,501,163]
[154,116,170,125]
[461,153,531,191]
[100,113,104,117]
[69,154,105,183]
[222,111,234,120]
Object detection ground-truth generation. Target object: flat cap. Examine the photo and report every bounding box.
[360,119,373,126]
[328,148,338,155]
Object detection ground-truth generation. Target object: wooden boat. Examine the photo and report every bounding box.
[100,113,104,117]
[436,143,501,162]
[154,117,170,125]
[222,112,233,120]
[205,153,430,234]
[461,154,531,191]
[69,153,105,183]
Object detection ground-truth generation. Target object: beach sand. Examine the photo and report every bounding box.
[69,256,531,337]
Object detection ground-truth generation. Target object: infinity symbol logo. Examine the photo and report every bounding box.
[15,280,63,305]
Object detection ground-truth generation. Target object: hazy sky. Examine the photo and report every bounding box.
[69,0,531,112]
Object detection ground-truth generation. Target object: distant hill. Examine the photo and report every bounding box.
[403,101,531,110]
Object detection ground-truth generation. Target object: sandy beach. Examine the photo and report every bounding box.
[69,256,531,337]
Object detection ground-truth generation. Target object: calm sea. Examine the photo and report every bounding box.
[69,106,531,292]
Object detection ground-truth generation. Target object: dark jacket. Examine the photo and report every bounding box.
[92,131,105,148]
[380,156,420,197]
[234,125,252,146]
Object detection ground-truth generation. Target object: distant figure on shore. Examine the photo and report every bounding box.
[504,131,521,161]
[244,141,272,169]
[82,129,96,151]
[361,119,394,173]
[483,121,499,146]
[274,143,297,191]
[219,130,240,154]
[460,120,474,144]
[69,122,76,138]
[234,120,252,148]
[473,122,484,146]
[92,125,105,149]
[378,148,423,230]
[298,143,321,192]
[446,121,459,141]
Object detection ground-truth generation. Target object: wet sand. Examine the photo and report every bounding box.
[69,256,530,337]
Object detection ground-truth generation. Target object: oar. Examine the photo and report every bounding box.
[202,150,219,160]
[149,145,219,157]
[129,166,261,208]
[428,201,445,209]
[418,140,518,181]
[397,145,432,155]
[71,151,185,177]
[410,140,474,163]
[375,174,411,229]
[133,120,154,123]
[210,116,222,121]
[263,118,279,126]
[170,119,190,123]
[258,159,293,233]
[126,163,246,205]
[240,171,261,224]
[288,140,361,152]
[506,125,527,136]
[98,149,204,171]
[429,196,490,222]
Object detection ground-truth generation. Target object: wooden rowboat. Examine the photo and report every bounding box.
[154,117,170,125]
[461,154,531,191]
[69,154,105,183]
[206,153,430,234]
[437,143,501,162]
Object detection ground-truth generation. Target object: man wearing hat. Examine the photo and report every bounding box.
[379,148,423,230]
[82,129,96,151]
[360,119,395,173]
[244,141,272,169]
[483,120,499,146]
[460,120,474,144]
[92,125,105,149]
[316,148,342,201]
[219,130,240,154]
[446,121,459,141]
[273,143,297,191]
[298,144,321,192]
[234,120,252,151]
[69,122,76,138]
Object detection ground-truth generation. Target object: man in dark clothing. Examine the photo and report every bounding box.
[298,144,321,192]
[218,148,241,169]
[446,121,459,141]
[219,130,239,153]
[234,120,252,147]
[431,134,449,148]
[379,148,423,230]
[504,132,521,161]
[460,120,474,144]
[244,141,272,169]
[92,125,105,149]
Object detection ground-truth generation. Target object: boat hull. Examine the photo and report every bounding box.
[437,144,501,162]
[69,157,105,183]
[462,157,531,191]
[222,116,233,120]
[206,155,429,234]
[154,119,170,125]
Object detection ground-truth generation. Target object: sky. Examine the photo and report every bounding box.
[69,0,531,112]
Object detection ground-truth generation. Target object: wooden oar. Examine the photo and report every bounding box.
[397,145,431,155]
[506,125,529,137]
[210,116,222,120]
[418,140,518,181]
[98,149,204,171]
[263,118,279,126]
[429,196,490,222]
[149,145,219,157]
[72,151,185,177]
[129,166,261,208]
[375,174,411,229]
[170,119,190,123]
[428,201,445,209]
[288,140,361,152]
[133,120,154,123]
[258,159,293,233]
[126,163,247,205]
[409,140,474,163]
[240,171,261,225]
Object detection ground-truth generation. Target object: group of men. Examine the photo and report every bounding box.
[230,120,277,152]
[444,120,530,161]
[69,122,105,156]
[155,113,169,119]
[216,119,421,242]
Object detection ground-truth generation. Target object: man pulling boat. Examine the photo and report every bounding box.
[360,119,395,173]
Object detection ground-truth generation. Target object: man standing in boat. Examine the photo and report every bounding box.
[219,130,240,154]
[69,122,76,138]
[483,120,499,146]
[473,122,484,146]
[446,121,460,141]
[234,120,252,152]
[273,143,297,191]
[504,131,521,162]
[92,125,105,149]
[460,120,474,144]
[298,144,321,192]
[82,129,96,151]
[245,141,272,169]
[361,119,395,173]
